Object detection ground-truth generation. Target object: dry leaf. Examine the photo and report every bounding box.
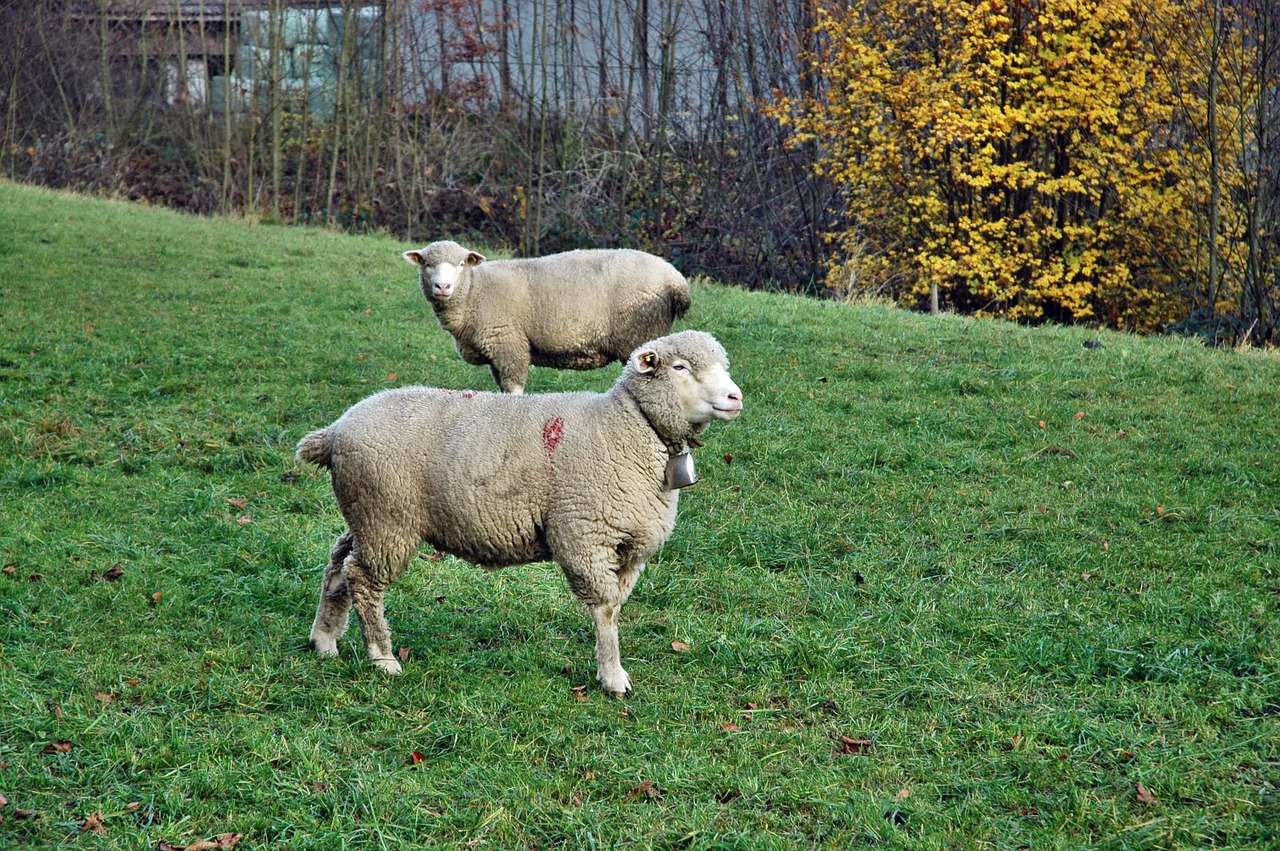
[397,646,411,662]
[410,750,425,765]
[227,498,247,509]
[157,842,183,851]
[386,373,398,382]
[236,515,252,526]
[570,685,589,703]
[0,792,7,807]
[15,809,40,819]
[125,802,140,811]
[214,836,242,849]
[893,788,910,802]
[723,453,733,465]
[102,564,125,581]
[94,691,117,703]
[187,840,219,851]
[836,735,873,755]
[671,641,692,653]
[1074,411,1086,420]
[41,741,72,755]
[2,566,15,575]
[1156,506,1166,515]
[1136,782,1156,804]
[720,723,741,733]
[626,780,661,801]
[1038,420,1047,429]
[80,811,106,834]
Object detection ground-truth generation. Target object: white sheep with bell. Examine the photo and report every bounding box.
[403,240,692,394]
[296,330,742,695]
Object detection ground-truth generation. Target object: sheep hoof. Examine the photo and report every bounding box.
[371,657,404,675]
[598,669,632,697]
[309,636,339,658]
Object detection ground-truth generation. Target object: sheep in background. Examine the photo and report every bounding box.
[296,330,742,695]
[403,240,692,394]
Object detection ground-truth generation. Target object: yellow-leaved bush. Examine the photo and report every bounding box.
[769,0,1193,329]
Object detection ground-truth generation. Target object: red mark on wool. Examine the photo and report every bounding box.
[462,390,478,399]
[542,417,565,453]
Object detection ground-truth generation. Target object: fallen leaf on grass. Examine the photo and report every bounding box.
[626,780,661,801]
[94,691,118,703]
[80,811,106,834]
[893,788,910,802]
[101,563,125,581]
[1074,411,1086,420]
[125,802,140,811]
[41,741,73,755]
[227,498,248,509]
[15,809,40,819]
[836,735,873,755]
[2,566,15,576]
[570,686,589,703]
[410,750,425,765]
[397,646,411,662]
[671,641,692,652]
[1136,782,1156,804]
[720,723,741,733]
[236,515,252,526]
[0,792,7,807]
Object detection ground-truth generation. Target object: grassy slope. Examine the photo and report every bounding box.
[0,181,1277,849]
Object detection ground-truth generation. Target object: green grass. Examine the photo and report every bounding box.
[0,180,1277,849]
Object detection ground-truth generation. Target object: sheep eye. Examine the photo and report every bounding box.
[672,362,689,372]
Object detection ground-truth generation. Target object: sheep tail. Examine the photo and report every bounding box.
[296,428,335,468]
[670,280,692,320]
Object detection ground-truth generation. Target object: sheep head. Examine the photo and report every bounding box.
[624,330,742,445]
[403,240,486,302]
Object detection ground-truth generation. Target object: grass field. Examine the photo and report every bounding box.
[1,181,1277,849]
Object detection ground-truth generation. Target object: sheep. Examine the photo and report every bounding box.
[297,330,742,695]
[402,240,692,394]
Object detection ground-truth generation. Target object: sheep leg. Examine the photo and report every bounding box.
[486,345,530,394]
[309,531,355,657]
[567,557,646,696]
[588,602,631,697]
[345,558,403,675]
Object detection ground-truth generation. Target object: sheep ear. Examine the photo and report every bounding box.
[635,349,660,374]
[403,250,424,266]
[465,251,486,266]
